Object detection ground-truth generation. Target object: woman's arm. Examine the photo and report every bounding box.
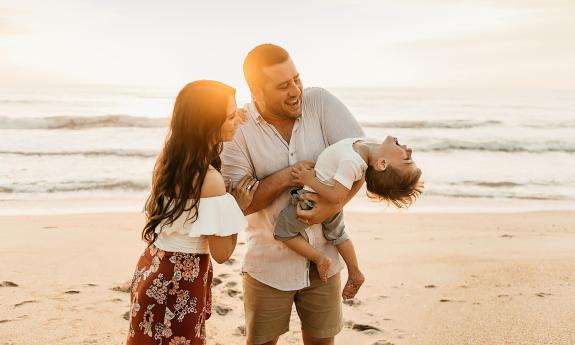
[207,234,238,264]
[201,169,239,264]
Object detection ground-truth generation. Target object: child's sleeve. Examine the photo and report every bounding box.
[333,160,365,190]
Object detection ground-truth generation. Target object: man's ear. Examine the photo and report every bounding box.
[251,86,264,104]
[374,158,387,172]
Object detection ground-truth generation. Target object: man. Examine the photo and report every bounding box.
[221,44,365,345]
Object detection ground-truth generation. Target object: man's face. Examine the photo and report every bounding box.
[255,58,303,120]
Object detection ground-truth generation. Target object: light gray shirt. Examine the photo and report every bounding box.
[221,87,365,291]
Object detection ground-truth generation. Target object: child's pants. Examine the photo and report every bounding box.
[273,188,350,245]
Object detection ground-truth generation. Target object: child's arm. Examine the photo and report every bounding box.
[292,166,349,204]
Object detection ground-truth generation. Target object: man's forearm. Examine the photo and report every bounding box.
[244,167,292,215]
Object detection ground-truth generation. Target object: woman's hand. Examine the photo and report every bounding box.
[231,175,260,211]
[223,176,233,193]
[237,107,249,124]
[291,165,316,186]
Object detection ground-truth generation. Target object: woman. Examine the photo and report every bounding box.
[126,80,257,345]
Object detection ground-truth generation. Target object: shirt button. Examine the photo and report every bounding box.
[290,153,294,156]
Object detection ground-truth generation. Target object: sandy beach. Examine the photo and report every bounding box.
[1,210,574,345]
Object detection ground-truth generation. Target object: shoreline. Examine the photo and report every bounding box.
[2,193,575,216]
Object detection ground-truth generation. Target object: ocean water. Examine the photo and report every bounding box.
[1,85,574,213]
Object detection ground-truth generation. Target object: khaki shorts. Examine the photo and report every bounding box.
[242,264,343,345]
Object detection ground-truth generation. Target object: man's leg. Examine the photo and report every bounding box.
[243,273,295,345]
[302,332,334,345]
[294,264,343,345]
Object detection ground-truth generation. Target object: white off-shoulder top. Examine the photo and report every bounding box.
[153,194,247,254]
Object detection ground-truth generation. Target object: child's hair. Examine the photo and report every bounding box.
[365,164,423,208]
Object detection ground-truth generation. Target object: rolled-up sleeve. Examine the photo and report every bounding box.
[319,88,365,145]
[221,131,254,188]
[333,159,365,190]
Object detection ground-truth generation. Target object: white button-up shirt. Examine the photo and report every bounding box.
[221,87,365,291]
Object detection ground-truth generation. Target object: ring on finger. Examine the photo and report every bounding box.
[246,183,253,191]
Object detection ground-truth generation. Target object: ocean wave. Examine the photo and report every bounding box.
[0,149,158,158]
[425,190,571,201]
[2,115,573,131]
[461,181,523,188]
[419,140,575,153]
[360,120,502,129]
[0,115,168,129]
[0,180,150,193]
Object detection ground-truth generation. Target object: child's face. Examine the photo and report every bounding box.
[371,136,415,171]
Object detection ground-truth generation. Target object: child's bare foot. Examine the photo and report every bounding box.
[342,271,365,300]
[314,256,332,282]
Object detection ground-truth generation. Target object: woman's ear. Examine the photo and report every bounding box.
[374,158,387,172]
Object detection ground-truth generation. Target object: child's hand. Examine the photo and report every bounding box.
[291,165,316,186]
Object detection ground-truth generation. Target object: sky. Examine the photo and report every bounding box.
[1,0,574,91]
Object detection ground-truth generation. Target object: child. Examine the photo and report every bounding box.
[274,135,423,300]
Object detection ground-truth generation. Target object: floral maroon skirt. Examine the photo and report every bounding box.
[126,245,213,345]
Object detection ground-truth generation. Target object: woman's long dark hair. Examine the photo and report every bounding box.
[142,80,236,245]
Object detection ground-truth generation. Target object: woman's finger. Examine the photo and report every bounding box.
[246,178,258,192]
[237,175,250,190]
[248,180,260,195]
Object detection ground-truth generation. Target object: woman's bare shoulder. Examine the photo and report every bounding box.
[200,167,226,198]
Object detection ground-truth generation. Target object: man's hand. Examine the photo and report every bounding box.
[295,192,341,225]
[291,165,315,186]
[290,160,315,187]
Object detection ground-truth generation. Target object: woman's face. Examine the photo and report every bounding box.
[220,95,239,141]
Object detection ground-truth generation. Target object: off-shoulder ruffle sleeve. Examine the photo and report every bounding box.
[155,194,247,237]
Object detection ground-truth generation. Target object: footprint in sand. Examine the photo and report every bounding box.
[212,277,223,287]
[351,323,382,332]
[439,298,466,303]
[111,282,131,293]
[226,289,241,298]
[214,304,232,316]
[64,290,81,294]
[424,284,436,289]
[224,258,236,265]
[123,311,130,320]
[342,298,361,306]
[0,281,18,287]
[1,315,29,323]
[535,292,553,297]
[14,300,37,307]
[373,341,395,345]
[233,325,246,336]
[225,281,237,287]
